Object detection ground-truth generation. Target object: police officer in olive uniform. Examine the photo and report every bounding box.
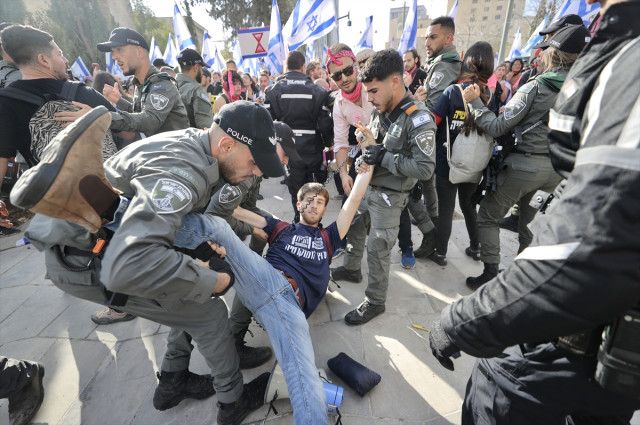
[332,49,436,325]
[97,28,189,136]
[176,48,214,129]
[463,25,591,289]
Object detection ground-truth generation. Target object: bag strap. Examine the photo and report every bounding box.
[445,115,451,164]
[319,227,333,260]
[267,220,290,245]
[0,86,46,106]
[59,80,81,100]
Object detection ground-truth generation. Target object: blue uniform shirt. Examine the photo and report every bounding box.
[264,216,342,317]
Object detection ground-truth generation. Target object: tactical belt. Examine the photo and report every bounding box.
[55,242,129,307]
[277,270,303,307]
[369,184,411,194]
[512,148,549,156]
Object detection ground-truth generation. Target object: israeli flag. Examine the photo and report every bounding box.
[448,0,458,22]
[201,31,215,67]
[306,42,316,61]
[233,40,244,68]
[553,0,600,26]
[355,15,373,50]
[105,52,124,78]
[507,27,522,61]
[164,33,179,68]
[266,0,286,75]
[398,0,417,54]
[322,44,328,65]
[173,2,196,50]
[215,46,226,72]
[149,37,163,63]
[521,13,550,57]
[71,57,91,81]
[283,0,336,52]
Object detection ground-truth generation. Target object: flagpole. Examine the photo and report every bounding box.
[498,0,515,62]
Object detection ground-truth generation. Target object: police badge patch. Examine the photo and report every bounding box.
[415,131,435,156]
[504,99,527,120]
[219,184,242,204]
[150,93,169,110]
[429,72,444,89]
[151,179,192,214]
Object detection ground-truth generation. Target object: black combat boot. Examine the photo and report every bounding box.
[217,372,270,425]
[153,369,215,411]
[8,362,45,425]
[414,229,436,258]
[466,263,499,290]
[234,328,273,369]
[499,214,519,233]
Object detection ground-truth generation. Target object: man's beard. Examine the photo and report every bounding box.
[123,65,136,77]
[196,69,202,84]
[218,156,244,184]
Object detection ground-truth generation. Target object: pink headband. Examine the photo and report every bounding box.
[325,49,357,70]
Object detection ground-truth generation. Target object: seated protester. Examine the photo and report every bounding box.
[429,41,498,266]
[231,122,377,317]
[214,69,242,114]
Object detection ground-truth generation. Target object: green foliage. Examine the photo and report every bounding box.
[193,0,297,39]
[131,0,172,52]
[0,0,29,24]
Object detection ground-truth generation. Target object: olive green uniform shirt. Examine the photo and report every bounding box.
[176,73,214,129]
[423,45,462,111]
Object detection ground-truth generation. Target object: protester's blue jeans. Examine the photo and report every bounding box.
[173,213,328,425]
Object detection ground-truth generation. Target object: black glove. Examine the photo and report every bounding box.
[362,145,387,166]
[429,320,461,371]
[209,257,235,297]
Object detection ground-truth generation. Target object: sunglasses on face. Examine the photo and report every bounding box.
[331,65,355,82]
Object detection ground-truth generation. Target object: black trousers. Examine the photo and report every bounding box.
[462,343,640,425]
[435,175,479,255]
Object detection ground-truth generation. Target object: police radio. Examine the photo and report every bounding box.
[595,305,640,398]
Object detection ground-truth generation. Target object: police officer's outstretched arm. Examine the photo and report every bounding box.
[110,81,185,135]
[100,153,224,301]
[465,82,534,138]
[434,88,640,362]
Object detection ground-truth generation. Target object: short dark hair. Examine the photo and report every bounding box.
[430,16,456,34]
[306,60,320,76]
[202,68,211,78]
[358,49,403,83]
[286,51,305,71]
[460,41,494,83]
[0,24,54,66]
[226,59,236,65]
[213,71,221,77]
[404,48,421,68]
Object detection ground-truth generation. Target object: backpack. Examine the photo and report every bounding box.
[445,85,495,184]
[0,81,117,163]
[267,221,334,264]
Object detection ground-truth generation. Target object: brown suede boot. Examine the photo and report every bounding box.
[10,106,119,233]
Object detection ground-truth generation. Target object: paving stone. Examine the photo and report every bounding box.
[0,284,38,322]
[0,248,45,288]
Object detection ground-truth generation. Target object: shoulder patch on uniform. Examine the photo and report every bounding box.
[411,113,431,128]
[150,93,169,110]
[218,184,242,204]
[562,79,578,99]
[518,82,535,94]
[429,72,444,89]
[151,178,192,214]
[414,130,435,156]
[503,99,527,120]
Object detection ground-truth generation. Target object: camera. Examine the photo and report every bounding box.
[595,306,640,398]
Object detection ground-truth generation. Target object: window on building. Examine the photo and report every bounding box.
[495,14,501,19]
[472,0,478,4]
[482,15,488,21]
[496,5,503,10]
[471,7,476,12]
[484,6,490,11]
[470,16,476,22]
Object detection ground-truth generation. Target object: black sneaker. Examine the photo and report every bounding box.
[466,263,499,290]
[8,362,45,425]
[428,251,447,266]
[153,370,215,411]
[465,247,481,261]
[234,329,273,369]
[330,266,362,283]
[344,300,385,325]
[217,372,270,425]
[499,215,519,233]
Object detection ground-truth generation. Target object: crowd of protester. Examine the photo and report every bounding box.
[1,1,639,422]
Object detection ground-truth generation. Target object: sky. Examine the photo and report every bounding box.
[144,0,448,52]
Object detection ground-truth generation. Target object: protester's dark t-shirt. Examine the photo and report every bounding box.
[264,216,342,318]
[0,79,115,165]
[408,67,428,94]
[211,81,222,95]
[432,82,496,179]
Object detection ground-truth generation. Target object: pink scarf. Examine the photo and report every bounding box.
[341,82,362,103]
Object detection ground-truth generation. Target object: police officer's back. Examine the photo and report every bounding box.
[97,28,189,136]
[175,48,214,129]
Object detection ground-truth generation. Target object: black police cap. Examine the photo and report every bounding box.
[98,27,150,52]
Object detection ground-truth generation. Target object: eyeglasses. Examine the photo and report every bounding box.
[330,65,355,82]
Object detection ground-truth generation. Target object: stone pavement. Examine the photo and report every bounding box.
[1,175,637,425]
